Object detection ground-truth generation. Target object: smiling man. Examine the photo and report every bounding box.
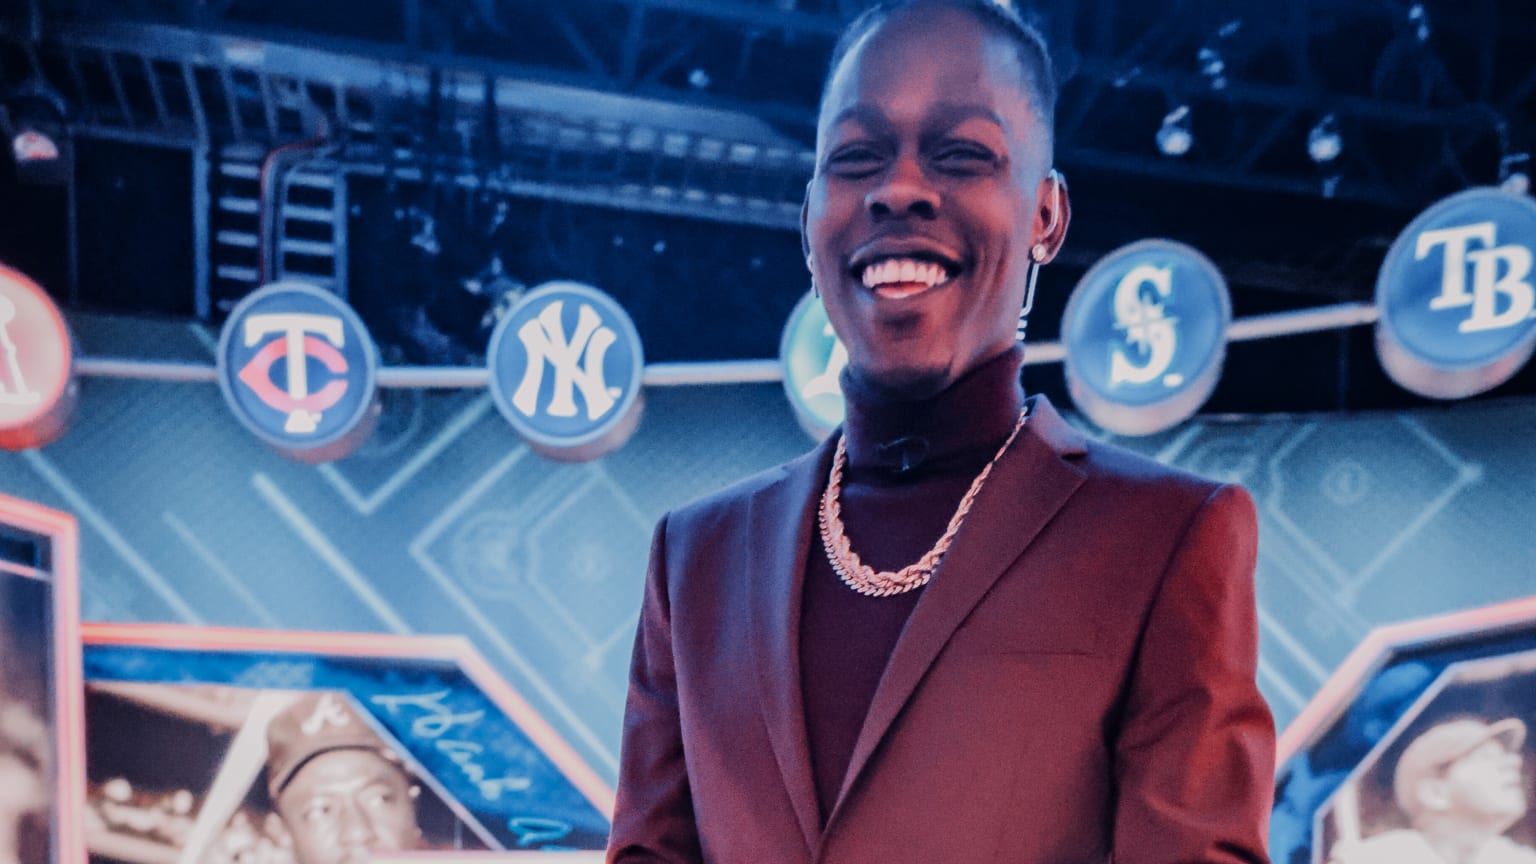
[609,2,1274,862]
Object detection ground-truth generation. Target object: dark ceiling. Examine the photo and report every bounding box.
[0,0,1533,415]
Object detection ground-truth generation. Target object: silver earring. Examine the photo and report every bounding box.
[1030,243,1047,262]
[806,254,815,271]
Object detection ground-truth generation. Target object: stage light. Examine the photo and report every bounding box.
[1308,114,1343,164]
[1156,105,1193,157]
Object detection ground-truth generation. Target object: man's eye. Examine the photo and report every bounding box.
[301,802,336,825]
[827,148,884,175]
[933,146,997,172]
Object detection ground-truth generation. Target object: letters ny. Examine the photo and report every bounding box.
[1416,221,1535,334]
[513,300,621,421]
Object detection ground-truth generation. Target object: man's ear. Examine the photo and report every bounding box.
[800,185,813,266]
[1033,170,1071,264]
[1415,778,1452,814]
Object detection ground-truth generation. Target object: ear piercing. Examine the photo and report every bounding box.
[1030,243,1048,263]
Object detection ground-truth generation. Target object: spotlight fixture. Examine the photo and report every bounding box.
[1156,105,1193,158]
[1307,114,1343,164]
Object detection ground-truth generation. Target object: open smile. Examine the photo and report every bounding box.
[848,243,964,302]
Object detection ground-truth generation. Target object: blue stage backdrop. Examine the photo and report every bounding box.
[1,312,1533,783]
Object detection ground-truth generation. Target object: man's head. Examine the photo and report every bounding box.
[266,693,422,864]
[1394,717,1528,835]
[802,0,1069,399]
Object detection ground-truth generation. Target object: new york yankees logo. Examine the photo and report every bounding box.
[489,282,645,460]
[512,300,621,421]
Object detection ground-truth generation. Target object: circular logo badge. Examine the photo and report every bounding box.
[0,264,76,450]
[1375,187,1536,399]
[216,281,380,462]
[488,281,645,462]
[779,291,847,440]
[1062,239,1231,436]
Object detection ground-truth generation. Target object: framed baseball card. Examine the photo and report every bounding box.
[0,493,86,864]
[1271,596,1536,864]
[80,625,613,863]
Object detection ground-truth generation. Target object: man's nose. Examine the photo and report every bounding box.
[866,158,938,219]
[337,802,377,844]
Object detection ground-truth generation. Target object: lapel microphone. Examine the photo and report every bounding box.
[877,435,930,475]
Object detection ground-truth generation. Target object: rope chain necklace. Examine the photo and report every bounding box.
[818,406,1030,597]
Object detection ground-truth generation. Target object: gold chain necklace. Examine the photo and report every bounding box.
[818,407,1029,597]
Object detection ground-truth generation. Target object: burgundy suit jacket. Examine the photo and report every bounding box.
[610,396,1274,863]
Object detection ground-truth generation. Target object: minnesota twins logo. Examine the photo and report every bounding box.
[489,281,645,461]
[1376,188,1536,399]
[236,313,350,434]
[1062,240,1230,436]
[217,281,380,461]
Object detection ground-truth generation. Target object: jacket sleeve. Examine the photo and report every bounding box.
[1111,484,1276,864]
[608,514,703,863]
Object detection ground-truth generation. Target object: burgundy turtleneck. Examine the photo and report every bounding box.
[799,345,1027,824]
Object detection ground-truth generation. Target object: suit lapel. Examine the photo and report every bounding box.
[830,396,1088,817]
[747,435,837,855]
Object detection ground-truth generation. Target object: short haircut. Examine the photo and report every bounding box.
[821,0,1058,129]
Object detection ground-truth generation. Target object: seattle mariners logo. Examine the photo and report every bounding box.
[217,281,380,462]
[1376,188,1536,398]
[489,281,644,461]
[1062,240,1231,436]
[780,291,848,439]
[0,264,76,450]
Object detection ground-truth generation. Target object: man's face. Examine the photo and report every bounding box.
[803,6,1061,398]
[1439,739,1527,831]
[275,748,421,864]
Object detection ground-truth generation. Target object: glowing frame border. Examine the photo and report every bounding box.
[1277,593,1536,766]
[0,492,85,864]
[78,623,617,822]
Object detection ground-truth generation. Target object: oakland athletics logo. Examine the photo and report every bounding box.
[489,281,645,461]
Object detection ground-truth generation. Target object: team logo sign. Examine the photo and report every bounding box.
[0,264,76,450]
[1062,239,1231,436]
[1375,187,1536,399]
[488,281,644,461]
[217,281,380,462]
[779,291,847,440]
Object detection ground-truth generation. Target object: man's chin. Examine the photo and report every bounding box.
[845,362,953,402]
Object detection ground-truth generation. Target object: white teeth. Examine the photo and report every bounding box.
[859,257,951,291]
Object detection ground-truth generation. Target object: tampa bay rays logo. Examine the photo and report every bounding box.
[512,300,621,421]
[236,313,350,434]
[1109,264,1181,388]
[1416,222,1535,333]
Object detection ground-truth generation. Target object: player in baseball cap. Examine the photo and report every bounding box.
[265,692,424,864]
